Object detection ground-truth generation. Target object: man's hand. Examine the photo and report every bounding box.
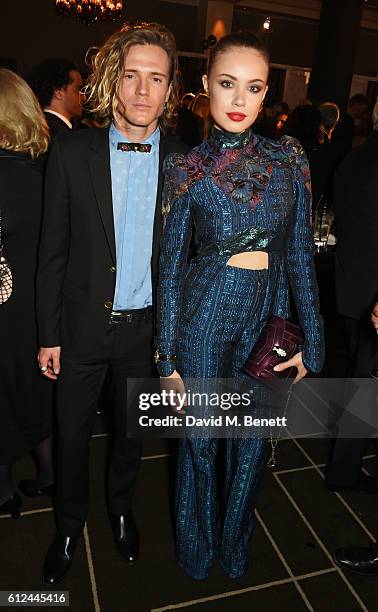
[273,351,308,384]
[371,302,378,333]
[38,346,61,380]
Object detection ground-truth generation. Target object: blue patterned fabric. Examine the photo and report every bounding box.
[109,123,160,309]
[157,127,324,374]
[175,267,270,579]
[156,127,325,580]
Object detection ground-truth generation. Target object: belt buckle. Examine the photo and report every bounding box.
[126,313,133,323]
[109,310,122,325]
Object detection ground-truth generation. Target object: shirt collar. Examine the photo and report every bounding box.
[44,109,72,129]
[109,122,160,151]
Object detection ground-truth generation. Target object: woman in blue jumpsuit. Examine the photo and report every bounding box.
[155,33,324,580]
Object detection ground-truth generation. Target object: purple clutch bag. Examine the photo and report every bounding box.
[244,315,304,382]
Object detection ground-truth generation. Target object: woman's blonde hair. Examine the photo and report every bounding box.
[0,69,49,158]
[85,22,180,132]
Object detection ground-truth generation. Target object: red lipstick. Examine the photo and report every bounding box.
[227,112,246,122]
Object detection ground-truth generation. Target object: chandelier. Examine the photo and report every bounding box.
[55,0,123,25]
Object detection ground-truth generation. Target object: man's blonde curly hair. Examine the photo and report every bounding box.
[85,22,179,132]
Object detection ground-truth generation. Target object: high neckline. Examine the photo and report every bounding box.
[209,126,254,150]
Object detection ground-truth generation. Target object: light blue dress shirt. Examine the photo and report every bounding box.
[109,122,160,310]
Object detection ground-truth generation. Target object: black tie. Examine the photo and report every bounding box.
[117,142,152,153]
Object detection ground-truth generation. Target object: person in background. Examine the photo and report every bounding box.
[176,91,208,146]
[31,58,83,138]
[333,298,378,576]
[175,91,201,146]
[318,101,340,143]
[271,101,290,136]
[253,103,275,138]
[192,91,210,140]
[333,93,368,151]
[286,104,321,155]
[287,103,343,212]
[286,105,323,208]
[325,97,378,494]
[191,91,210,121]
[298,98,313,107]
[271,101,290,120]
[0,69,54,519]
[254,101,291,140]
[275,109,289,134]
[309,101,344,211]
[353,106,374,149]
[181,92,195,109]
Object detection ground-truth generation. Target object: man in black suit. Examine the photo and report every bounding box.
[37,23,187,584]
[333,93,368,152]
[325,105,378,493]
[333,299,378,576]
[31,58,83,138]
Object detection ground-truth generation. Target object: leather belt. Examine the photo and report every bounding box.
[109,306,152,325]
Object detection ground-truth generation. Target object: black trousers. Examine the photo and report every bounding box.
[55,312,154,536]
[325,315,378,487]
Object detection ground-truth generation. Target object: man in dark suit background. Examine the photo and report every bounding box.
[37,23,187,584]
[31,58,83,138]
[333,299,378,575]
[325,99,378,493]
[333,93,368,152]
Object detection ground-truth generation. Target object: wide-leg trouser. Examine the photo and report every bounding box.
[175,265,270,579]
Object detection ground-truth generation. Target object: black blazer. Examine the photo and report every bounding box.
[37,126,188,359]
[44,111,71,139]
[334,133,378,320]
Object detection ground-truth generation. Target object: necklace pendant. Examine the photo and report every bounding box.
[267,455,276,468]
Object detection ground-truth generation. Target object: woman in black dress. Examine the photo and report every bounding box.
[0,69,54,517]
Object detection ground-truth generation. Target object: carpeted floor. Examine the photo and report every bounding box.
[1,420,378,612]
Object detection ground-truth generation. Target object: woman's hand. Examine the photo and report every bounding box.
[160,370,187,413]
[273,351,308,384]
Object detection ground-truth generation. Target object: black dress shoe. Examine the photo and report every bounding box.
[334,543,378,576]
[0,493,22,519]
[109,513,139,563]
[18,479,55,498]
[326,473,378,494]
[43,534,80,585]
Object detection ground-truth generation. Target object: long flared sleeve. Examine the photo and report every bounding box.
[155,154,193,376]
[283,136,325,373]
